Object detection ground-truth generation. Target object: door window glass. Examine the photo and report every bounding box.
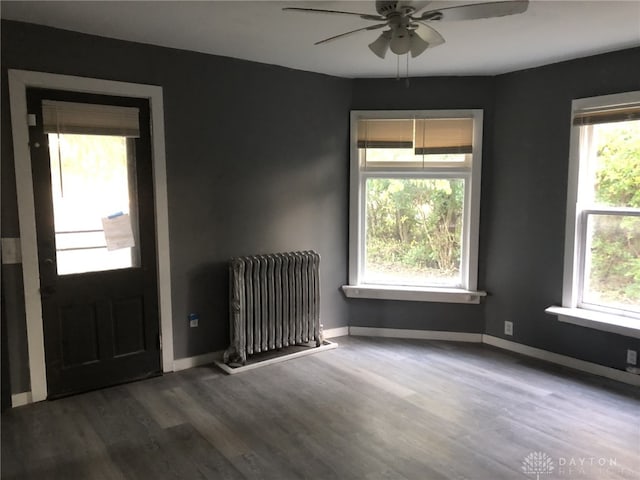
[48,132,140,275]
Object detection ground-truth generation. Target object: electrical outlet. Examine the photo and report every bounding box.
[504,321,513,336]
[626,349,637,365]
[188,313,199,328]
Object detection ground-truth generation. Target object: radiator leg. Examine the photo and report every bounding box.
[223,347,233,364]
[223,346,246,366]
[316,324,323,347]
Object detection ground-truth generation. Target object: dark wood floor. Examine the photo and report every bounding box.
[2,336,639,480]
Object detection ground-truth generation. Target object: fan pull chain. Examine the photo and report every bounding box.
[406,54,410,88]
[395,54,411,87]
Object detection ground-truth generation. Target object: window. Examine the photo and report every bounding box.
[43,100,141,275]
[548,91,640,335]
[343,110,484,304]
[48,133,139,275]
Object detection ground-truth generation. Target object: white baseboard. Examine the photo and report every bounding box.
[349,326,483,343]
[482,335,640,387]
[173,351,222,371]
[172,328,347,372]
[323,326,349,338]
[214,340,338,375]
[11,391,33,407]
[347,327,639,386]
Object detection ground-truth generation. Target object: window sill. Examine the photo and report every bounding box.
[545,306,640,339]
[341,285,486,304]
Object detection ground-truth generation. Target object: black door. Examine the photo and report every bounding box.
[27,88,161,398]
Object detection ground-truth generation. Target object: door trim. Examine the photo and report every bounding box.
[8,69,174,402]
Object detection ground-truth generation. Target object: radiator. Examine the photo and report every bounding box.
[224,251,322,365]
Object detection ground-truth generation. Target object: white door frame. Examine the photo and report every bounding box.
[8,69,175,403]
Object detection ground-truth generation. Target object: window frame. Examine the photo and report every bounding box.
[548,90,640,338]
[344,109,485,304]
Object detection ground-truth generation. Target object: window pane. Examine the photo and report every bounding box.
[56,248,136,276]
[361,147,418,167]
[49,133,139,275]
[361,149,468,169]
[364,178,464,287]
[55,230,106,251]
[587,119,640,208]
[583,214,640,313]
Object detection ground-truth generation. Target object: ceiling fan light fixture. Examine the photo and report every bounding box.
[389,27,411,55]
[285,0,530,64]
[409,30,429,57]
[369,30,392,58]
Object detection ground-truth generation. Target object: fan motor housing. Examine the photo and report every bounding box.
[376,0,416,16]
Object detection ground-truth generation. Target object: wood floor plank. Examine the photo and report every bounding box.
[126,381,187,430]
[160,423,245,480]
[2,336,639,480]
[46,396,127,480]
[164,385,251,459]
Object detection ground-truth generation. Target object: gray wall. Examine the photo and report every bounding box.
[2,19,639,395]
[1,20,351,390]
[484,48,640,369]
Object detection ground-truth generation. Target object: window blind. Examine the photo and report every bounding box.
[357,119,413,148]
[357,117,473,154]
[415,118,473,154]
[573,104,640,126]
[42,100,140,137]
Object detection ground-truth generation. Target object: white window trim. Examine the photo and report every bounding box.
[546,306,640,339]
[344,109,485,304]
[547,90,640,337]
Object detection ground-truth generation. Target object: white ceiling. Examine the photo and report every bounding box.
[2,1,639,78]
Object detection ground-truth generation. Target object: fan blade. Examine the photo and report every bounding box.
[314,23,388,46]
[282,7,384,22]
[410,1,434,15]
[369,30,392,59]
[418,0,529,22]
[413,22,445,48]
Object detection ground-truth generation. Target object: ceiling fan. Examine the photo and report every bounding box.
[283,1,529,59]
